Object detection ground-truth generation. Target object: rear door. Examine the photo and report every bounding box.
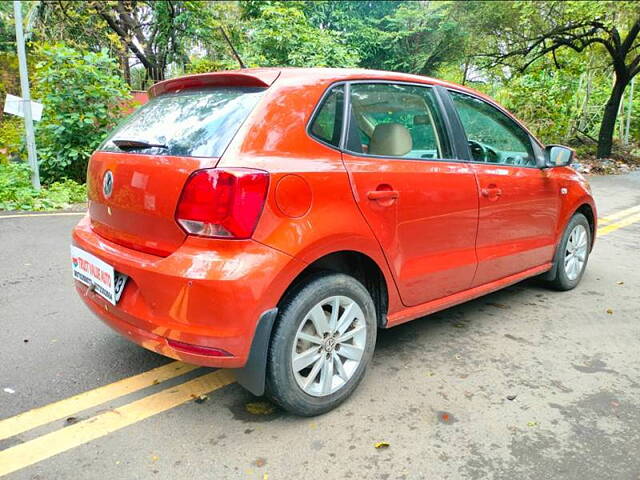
[445,89,559,286]
[340,82,479,307]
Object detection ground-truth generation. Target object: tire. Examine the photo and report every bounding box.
[265,272,377,416]
[547,213,591,291]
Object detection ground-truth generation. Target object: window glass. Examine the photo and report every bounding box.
[449,90,535,166]
[101,87,265,157]
[309,85,344,147]
[347,83,450,159]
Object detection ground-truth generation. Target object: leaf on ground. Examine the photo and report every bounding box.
[245,401,275,415]
[617,281,624,285]
[65,416,79,425]
[506,395,517,401]
[486,302,510,309]
[192,393,208,404]
[606,309,613,314]
[253,458,267,467]
[527,421,538,427]
[374,442,390,449]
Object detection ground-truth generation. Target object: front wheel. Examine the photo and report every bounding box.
[265,272,377,416]
[547,213,591,290]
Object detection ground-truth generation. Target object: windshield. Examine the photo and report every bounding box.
[101,87,265,157]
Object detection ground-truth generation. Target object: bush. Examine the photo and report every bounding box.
[0,162,86,211]
[0,116,23,164]
[33,44,131,183]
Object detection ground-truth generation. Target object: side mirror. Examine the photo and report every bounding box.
[543,145,574,168]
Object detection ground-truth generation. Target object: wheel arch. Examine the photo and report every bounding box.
[278,250,390,329]
[574,203,596,249]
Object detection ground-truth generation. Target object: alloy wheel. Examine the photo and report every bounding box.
[291,296,367,397]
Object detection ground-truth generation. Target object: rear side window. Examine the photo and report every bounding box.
[309,85,344,148]
[346,83,450,160]
[101,87,265,157]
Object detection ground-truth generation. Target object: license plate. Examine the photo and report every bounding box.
[70,246,128,305]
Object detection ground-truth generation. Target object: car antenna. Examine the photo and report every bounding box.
[219,26,246,69]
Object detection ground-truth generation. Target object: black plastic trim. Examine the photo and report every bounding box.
[233,307,278,396]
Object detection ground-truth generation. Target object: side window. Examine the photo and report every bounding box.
[346,83,450,159]
[309,85,344,148]
[449,90,535,166]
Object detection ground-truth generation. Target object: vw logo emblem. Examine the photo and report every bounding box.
[103,170,114,198]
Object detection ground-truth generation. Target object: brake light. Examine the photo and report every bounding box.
[176,168,269,239]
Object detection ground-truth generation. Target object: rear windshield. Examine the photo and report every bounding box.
[100,87,265,157]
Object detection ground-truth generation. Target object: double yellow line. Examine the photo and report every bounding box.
[0,363,234,477]
[597,204,640,236]
[1,203,640,477]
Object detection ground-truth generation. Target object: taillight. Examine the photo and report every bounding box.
[176,168,269,239]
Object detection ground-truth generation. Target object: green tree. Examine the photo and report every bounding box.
[474,1,640,158]
[241,3,358,67]
[33,44,131,183]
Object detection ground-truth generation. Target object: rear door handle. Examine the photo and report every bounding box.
[367,190,399,201]
[481,185,502,198]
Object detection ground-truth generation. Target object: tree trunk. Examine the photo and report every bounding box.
[120,50,131,87]
[597,77,627,158]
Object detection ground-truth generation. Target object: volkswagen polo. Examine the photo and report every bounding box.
[71,68,596,416]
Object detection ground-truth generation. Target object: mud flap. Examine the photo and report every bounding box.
[233,308,278,396]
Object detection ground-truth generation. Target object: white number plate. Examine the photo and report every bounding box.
[70,246,128,305]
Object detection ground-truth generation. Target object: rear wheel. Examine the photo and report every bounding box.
[547,213,591,290]
[266,272,377,416]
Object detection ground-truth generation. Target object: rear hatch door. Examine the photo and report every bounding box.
[88,82,269,256]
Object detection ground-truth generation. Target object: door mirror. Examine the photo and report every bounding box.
[543,145,574,168]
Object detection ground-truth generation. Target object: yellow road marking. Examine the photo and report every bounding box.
[0,361,197,441]
[598,204,640,226]
[0,212,85,219]
[597,211,640,236]
[0,370,234,478]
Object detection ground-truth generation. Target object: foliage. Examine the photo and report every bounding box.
[0,162,86,211]
[0,116,24,164]
[11,0,640,169]
[33,43,131,183]
[242,3,358,68]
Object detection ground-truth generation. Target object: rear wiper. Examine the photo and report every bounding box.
[112,139,168,151]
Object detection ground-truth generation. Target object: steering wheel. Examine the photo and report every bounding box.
[468,140,487,162]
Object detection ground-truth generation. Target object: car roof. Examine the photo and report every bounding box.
[149,67,487,100]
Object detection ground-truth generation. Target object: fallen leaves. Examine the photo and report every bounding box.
[253,457,267,467]
[192,393,208,404]
[506,395,517,401]
[65,416,79,425]
[486,302,510,309]
[374,442,390,449]
[606,309,614,315]
[245,401,276,415]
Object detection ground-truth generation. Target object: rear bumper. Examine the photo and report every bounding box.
[72,214,302,368]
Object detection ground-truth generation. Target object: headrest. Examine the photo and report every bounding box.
[368,123,412,157]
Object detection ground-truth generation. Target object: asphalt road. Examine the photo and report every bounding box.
[1,172,640,480]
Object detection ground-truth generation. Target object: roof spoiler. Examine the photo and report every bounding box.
[148,69,281,98]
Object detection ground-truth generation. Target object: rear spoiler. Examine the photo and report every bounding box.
[148,69,281,98]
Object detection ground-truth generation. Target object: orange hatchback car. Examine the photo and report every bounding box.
[72,68,596,415]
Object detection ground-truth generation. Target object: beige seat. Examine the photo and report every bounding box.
[368,123,412,157]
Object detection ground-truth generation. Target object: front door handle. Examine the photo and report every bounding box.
[367,190,399,201]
